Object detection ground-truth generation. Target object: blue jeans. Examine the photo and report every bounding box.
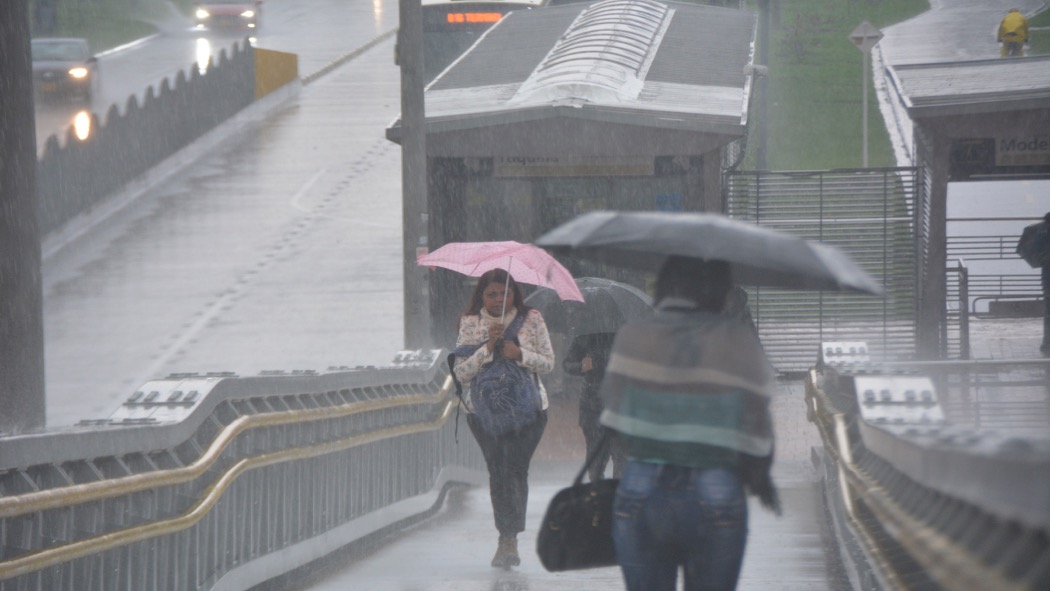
[612,461,748,591]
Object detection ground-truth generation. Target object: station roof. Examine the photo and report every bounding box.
[388,0,758,145]
[888,55,1050,118]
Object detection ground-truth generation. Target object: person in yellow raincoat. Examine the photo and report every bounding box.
[998,8,1029,57]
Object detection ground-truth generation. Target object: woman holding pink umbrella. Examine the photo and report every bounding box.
[451,268,555,568]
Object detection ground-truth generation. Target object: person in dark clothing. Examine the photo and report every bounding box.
[1016,212,1050,355]
[1039,214,1050,355]
[723,285,758,334]
[563,332,626,481]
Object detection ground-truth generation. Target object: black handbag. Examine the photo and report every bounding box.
[536,433,619,571]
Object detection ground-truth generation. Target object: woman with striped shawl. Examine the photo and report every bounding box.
[599,256,780,591]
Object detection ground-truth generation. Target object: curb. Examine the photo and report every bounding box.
[42,28,398,261]
[300,28,398,85]
[41,81,302,263]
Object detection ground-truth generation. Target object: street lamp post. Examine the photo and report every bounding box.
[849,21,883,168]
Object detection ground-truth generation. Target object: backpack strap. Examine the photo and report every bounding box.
[446,351,468,443]
[503,311,528,342]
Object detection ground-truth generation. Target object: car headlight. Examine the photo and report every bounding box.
[240,9,255,17]
[196,8,210,18]
[68,67,89,79]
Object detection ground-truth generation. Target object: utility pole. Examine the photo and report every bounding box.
[755,0,770,171]
[849,21,883,168]
[0,0,47,433]
[399,0,429,349]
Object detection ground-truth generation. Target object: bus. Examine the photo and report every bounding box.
[396,0,550,82]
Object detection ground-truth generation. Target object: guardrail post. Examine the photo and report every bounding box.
[958,259,970,360]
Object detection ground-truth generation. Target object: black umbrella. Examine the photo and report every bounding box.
[1016,218,1050,269]
[534,211,882,295]
[525,277,653,336]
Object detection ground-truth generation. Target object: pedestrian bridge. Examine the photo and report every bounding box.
[7,1,1050,586]
[1,347,1046,590]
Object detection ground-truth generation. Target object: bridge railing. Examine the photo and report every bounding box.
[808,343,1050,591]
[0,350,485,591]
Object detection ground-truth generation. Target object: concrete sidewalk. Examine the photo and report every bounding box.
[968,315,1046,359]
[291,376,851,591]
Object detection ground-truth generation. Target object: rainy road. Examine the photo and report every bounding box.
[33,0,399,155]
[42,0,402,427]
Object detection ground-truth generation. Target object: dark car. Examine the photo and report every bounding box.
[194,0,262,31]
[30,38,99,103]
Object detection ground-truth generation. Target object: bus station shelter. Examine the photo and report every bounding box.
[887,55,1050,356]
[387,0,759,343]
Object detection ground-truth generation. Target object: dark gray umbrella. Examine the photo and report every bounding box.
[525,277,653,336]
[534,211,882,294]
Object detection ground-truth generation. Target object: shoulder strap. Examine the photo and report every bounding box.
[450,310,527,372]
[505,310,528,339]
[446,352,466,443]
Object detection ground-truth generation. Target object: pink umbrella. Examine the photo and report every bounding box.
[417,241,586,306]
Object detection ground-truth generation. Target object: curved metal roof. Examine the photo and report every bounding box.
[420,0,757,137]
[511,0,670,105]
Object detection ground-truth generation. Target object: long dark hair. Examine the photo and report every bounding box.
[462,268,530,318]
[654,256,732,312]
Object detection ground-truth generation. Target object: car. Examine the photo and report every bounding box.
[194,0,262,31]
[30,38,99,104]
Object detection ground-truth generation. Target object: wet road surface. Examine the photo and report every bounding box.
[42,0,402,427]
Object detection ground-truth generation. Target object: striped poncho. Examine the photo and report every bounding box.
[599,297,780,511]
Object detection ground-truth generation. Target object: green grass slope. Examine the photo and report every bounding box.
[755,0,928,171]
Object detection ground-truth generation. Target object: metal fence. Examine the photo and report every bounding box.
[942,218,1044,359]
[724,167,922,372]
[0,351,485,591]
[945,228,1043,314]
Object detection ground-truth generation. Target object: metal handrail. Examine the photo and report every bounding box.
[806,370,1034,591]
[805,373,919,590]
[0,353,486,590]
[0,377,455,520]
[0,399,458,581]
[807,354,1050,591]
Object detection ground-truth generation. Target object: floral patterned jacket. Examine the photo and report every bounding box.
[453,307,554,411]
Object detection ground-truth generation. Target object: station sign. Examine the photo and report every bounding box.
[950,135,1050,180]
[996,134,1050,166]
[493,155,655,177]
